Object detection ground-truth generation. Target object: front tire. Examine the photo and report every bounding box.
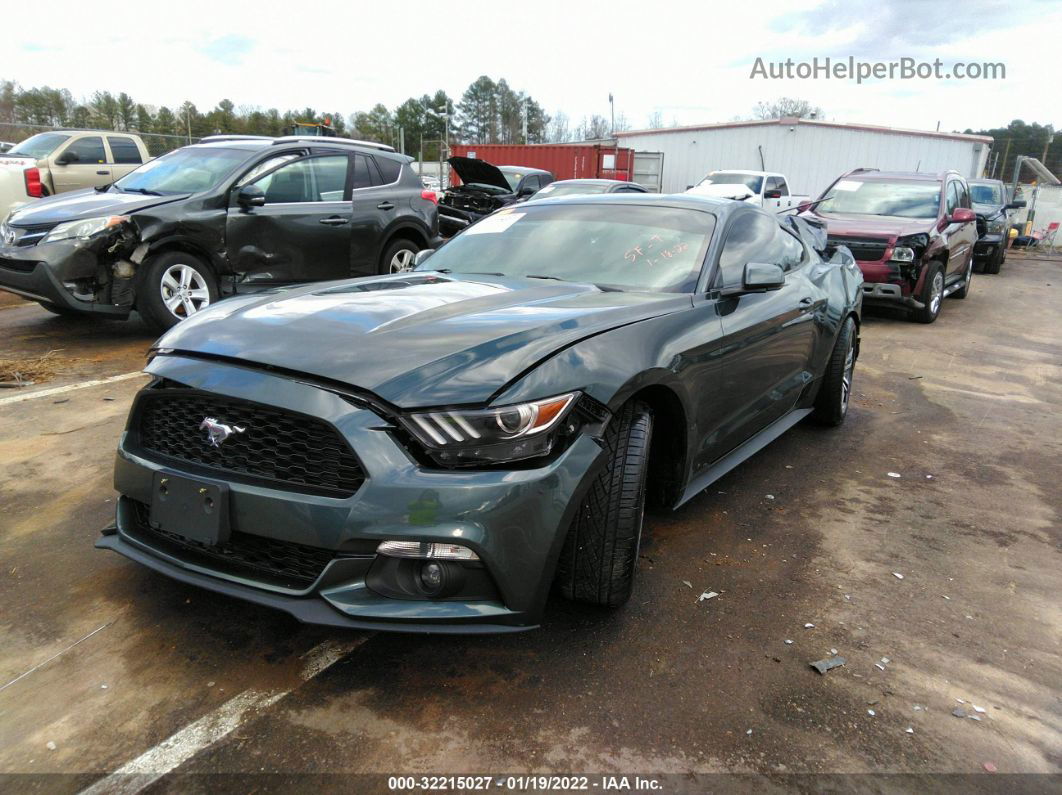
[556,401,653,607]
[137,251,218,332]
[812,317,857,426]
[984,241,1004,274]
[911,261,944,324]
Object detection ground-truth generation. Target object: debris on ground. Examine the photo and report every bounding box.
[681,580,692,589]
[46,741,56,751]
[698,591,718,602]
[953,707,968,718]
[0,350,67,386]
[810,656,846,675]
[973,705,986,713]
[906,727,914,734]
[892,572,904,580]
[746,729,753,736]
[867,709,876,716]
[887,472,902,478]
[983,762,997,773]
[784,639,793,645]
[804,623,815,628]
[765,494,775,500]
[875,657,890,671]
[942,595,951,600]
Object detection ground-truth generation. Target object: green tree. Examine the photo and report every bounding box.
[351,103,394,145]
[966,120,1059,181]
[116,92,136,130]
[154,106,177,136]
[91,91,119,128]
[394,97,427,154]
[135,104,154,133]
[456,75,497,144]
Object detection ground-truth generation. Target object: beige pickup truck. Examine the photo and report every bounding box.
[0,130,150,221]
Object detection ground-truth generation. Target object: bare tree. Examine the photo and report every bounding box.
[753,97,824,120]
[646,110,664,129]
[547,110,572,143]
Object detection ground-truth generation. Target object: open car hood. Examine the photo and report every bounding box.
[448,157,512,191]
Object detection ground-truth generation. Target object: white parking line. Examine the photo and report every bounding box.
[78,636,370,795]
[0,371,145,407]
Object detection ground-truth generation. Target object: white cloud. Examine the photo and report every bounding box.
[0,0,1057,133]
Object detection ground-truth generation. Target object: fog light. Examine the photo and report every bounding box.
[420,561,444,591]
[377,540,479,560]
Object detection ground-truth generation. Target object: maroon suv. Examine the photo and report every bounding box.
[802,169,977,323]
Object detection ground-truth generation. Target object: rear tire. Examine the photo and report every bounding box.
[137,251,218,333]
[911,262,944,324]
[556,401,653,607]
[812,317,857,427]
[379,238,421,275]
[952,257,973,299]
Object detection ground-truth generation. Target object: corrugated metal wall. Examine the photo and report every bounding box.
[617,120,991,197]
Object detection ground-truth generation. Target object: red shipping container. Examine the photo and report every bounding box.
[447,143,636,186]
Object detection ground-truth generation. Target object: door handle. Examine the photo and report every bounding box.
[318,216,349,226]
[96,170,110,175]
[377,202,395,211]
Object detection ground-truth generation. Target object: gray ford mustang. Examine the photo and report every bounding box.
[98,194,862,633]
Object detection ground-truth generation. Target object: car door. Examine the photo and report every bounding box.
[951,179,976,276]
[700,209,824,465]
[50,135,111,192]
[106,136,145,180]
[347,153,404,276]
[224,153,353,284]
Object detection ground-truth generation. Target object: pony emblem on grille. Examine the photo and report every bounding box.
[199,417,246,448]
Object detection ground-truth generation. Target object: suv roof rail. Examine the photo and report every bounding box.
[199,135,274,143]
[271,136,396,153]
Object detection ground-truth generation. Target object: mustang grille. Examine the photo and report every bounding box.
[135,390,365,497]
[827,235,890,263]
[129,500,334,588]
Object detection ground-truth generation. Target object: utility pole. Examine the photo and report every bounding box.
[522,99,528,144]
[609,93,615,137]
[186,108,192,144]
[1041,132,1055,167]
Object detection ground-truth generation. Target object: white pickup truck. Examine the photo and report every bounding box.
[686,170,810,211]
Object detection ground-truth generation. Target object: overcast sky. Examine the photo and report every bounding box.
[3,0,1057,134]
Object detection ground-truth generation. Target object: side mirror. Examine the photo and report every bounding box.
[56,150,79,165]
[517,185,536,198]
[413,248,435,267]
[1005,200,1026,210]
[949,207,975,224]
[720,262,786,296]
[764,190,782,199]
[236,184,266,208]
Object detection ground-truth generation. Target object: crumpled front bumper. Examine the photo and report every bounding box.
[98,354,607,633]
[0,239,129,316]
[974,233,1004,260]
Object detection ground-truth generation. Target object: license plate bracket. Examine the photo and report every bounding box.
[149,472,230,546]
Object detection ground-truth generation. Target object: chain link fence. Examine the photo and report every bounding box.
[0,122,197,157]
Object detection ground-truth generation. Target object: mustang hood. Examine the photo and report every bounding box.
[448,157,512,191]
[156,273,688,407]
[7,187,188,226]
[686,183,756,201]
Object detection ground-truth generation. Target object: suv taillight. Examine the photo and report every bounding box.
[24,167,43,198]
[421,189,439,205]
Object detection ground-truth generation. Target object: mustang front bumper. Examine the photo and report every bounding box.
[98,354,606,633]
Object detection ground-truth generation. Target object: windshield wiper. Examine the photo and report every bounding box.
[525,274,566,282]
[120,187,162,196]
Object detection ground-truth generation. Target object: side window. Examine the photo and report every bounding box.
[946,181,959,214]
[253,155,349,203]
[374,156,401,185]
[776,179,790,196]
[107,137,143,164]
[778,229,805,271]
[237,153,300,187]
[63,136,106,164]
[765,176,780,194]
[717,212,777,286]
[957,181,971,208]
[522,175,541,192]
[352,155,373,190]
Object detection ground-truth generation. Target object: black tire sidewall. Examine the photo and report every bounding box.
[812,316,856,426]
[913,262,943,323]
[137,251,218,332]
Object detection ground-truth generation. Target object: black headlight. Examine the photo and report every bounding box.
[399,392,607,467]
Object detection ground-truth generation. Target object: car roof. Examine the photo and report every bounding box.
[845,169,960,182]
[191,137,406,160]
[549,179,629,186]
[522,191,740,215]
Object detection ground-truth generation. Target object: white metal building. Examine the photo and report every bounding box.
[616,118,993,196]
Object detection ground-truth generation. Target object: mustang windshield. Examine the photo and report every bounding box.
[421,204,715,293]
[818,180,941,219]
[114,147,249,195]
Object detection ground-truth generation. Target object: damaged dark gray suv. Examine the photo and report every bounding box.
[0,136,438,330]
